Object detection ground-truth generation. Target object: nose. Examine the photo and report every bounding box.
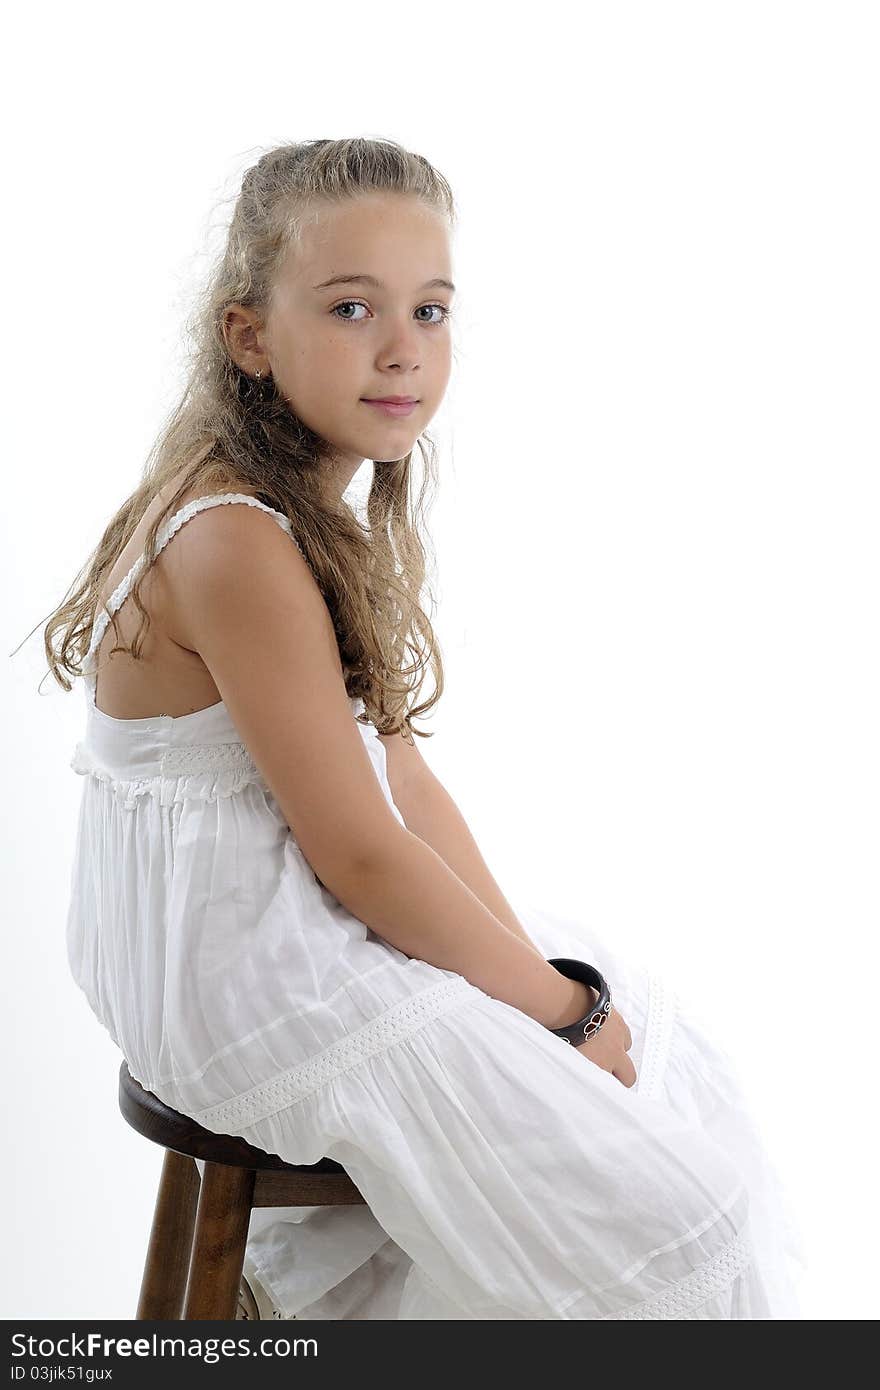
[376,316,426,369]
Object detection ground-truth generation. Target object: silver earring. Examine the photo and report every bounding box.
[255,369,262,380]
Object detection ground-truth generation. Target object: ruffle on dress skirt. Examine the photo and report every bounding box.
[194,901,808,1321]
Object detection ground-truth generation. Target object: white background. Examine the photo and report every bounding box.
[3,0,877,1321]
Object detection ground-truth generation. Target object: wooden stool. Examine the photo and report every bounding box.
[118,1060,366,1320]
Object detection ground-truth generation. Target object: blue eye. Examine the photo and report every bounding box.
[331,300,452,326]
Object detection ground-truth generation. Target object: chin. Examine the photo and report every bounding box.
[370,447,418,464]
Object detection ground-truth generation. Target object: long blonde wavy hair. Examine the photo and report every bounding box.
[38,137,457,741]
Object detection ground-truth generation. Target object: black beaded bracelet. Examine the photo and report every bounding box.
[545,957,612,1046]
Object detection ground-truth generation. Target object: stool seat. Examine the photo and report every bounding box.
[117,1061,367,1320]
[119,1062,345,1174]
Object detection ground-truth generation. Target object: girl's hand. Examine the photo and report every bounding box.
[572,991,636,1088]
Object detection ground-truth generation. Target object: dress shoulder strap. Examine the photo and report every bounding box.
[85,492,302,669]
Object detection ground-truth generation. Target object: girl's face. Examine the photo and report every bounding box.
[248,192,454,485]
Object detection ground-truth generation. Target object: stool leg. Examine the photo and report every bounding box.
[183,1162,256,1320]
[137,1150,201,1320]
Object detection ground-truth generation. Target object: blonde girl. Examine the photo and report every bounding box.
[45,137,803,1320]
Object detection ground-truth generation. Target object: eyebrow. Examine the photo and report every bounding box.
[313,273,456,294]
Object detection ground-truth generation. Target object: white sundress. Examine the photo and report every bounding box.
[66,492,808,1320]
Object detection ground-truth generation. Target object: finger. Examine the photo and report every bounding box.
[613,1053,638,1088]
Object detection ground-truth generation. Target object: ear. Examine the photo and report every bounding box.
[222,305,270,376]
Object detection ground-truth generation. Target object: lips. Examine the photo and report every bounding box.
[361,398,419,419]
[362,397,418,404]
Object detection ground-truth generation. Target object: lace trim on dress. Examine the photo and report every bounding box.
[69,740,270,810]
[597,1229,754,1320]
[636,970,678,1102]
[160,742,258,776]
[191,976,477,1131]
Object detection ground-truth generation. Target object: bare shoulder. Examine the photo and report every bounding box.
[157,489,313,652]
[151,480,283,645]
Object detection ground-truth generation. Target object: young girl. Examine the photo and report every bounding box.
[47,137,805,1320]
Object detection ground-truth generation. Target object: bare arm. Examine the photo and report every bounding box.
[165,504,591,1033]
[378,740,543,957]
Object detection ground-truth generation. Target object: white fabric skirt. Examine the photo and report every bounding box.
[225,900,807,1320]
